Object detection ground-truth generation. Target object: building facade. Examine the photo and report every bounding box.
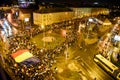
[33,11,73,26]
[71,8,109,18]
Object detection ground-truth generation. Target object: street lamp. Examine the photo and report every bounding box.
[41,25,44,29]
[107,33,111,37]
[41,25,45,48]
[62,30,69,60]
[21,14,24,29]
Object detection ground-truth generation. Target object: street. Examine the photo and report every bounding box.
[0,14,117,80]
[53,42,114,80]
[52,22,115,80]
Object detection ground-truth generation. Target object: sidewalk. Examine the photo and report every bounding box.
[84,38,98,45]
[99,26,111,33]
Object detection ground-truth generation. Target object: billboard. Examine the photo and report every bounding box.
[18,0,35,8]
[114,35,120,41]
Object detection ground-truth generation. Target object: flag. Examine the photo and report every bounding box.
[11,50,40,66]
[11,50,33,63]
[20,57,40,67]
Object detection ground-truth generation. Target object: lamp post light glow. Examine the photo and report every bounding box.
[41,25,45,48]
[107,33,111,37]
[62,30,66,37]
[21,14,24,19]
[21,14,24,29]
[41,25,45,29]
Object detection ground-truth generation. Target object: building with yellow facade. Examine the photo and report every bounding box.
[33,8,74,26]
[71,8,109,18]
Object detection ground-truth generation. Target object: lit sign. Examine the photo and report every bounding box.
[18,0,35,8]
[114,35,120,41]
[24,18,29,22]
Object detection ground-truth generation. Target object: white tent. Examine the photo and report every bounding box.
[103,18,112,25]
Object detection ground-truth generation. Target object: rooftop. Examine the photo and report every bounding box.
[35,7,72,13]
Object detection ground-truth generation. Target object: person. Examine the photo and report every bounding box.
[94,77,96,80]
[0,64,10,80]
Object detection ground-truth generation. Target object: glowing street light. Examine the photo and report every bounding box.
[107,33,111,37]
[41,25,45,29]
[21,14,24,20]
[41,25,45,48]
[61,29,66,37]
[21,14,24,29]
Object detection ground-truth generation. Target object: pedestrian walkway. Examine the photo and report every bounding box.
[84,38,98,45]
[99,26,111,33]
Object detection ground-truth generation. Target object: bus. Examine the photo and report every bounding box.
[94,54,120,80]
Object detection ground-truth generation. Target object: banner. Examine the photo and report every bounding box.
[11,50,40,66]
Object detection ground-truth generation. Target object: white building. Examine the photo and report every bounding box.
[71,8,109,18]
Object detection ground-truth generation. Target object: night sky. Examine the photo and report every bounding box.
[36,0,120,7]
[36,0,116,4]
[0,0,12,5]
[0,0,119,6]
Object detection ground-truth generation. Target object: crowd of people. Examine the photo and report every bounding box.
[2,11,117,79]
[1,17,80,80]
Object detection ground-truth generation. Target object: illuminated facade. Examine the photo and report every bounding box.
[71,8,92,18]
[71,8,109,18]
[33,11,73,26]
